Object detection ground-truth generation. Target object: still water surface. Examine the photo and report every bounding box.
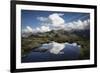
[22,42,81,63]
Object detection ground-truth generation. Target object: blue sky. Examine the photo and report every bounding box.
[21,10,90,30]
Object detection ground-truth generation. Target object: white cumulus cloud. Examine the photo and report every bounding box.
[35,26,51,33]
[26,26,33,32]
[22,26,33,34]
[64,19,90,31]
[49,13,65,29]
[37,17,48,22]
[22,26,51,33]
[22,13,90,37]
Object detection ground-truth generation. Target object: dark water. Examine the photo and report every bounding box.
[22,43,80,63]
